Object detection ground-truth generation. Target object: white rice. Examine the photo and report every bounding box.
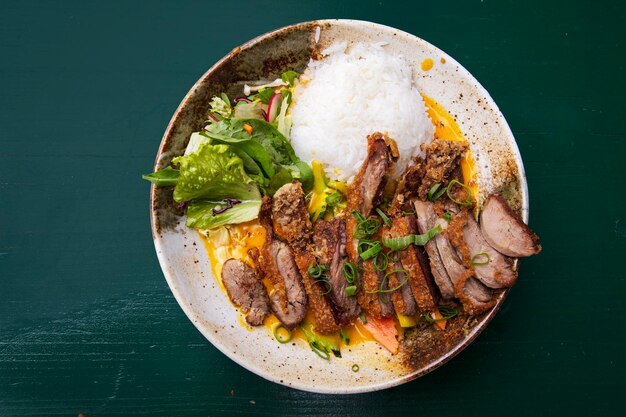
[289,42,435,182]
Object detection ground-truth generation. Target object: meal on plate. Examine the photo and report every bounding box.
[143,42,541,360]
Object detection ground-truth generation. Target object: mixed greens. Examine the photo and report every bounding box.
[143,71,312,229]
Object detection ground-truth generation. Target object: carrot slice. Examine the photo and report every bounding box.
[362,316,399,354]
[431,308,447,331]
[243,123,253,135]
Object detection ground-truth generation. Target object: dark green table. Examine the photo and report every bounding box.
[2,1,624,415]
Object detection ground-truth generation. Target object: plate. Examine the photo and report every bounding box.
[149,19,528,394]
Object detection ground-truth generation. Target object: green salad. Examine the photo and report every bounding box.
[143,71,312,229]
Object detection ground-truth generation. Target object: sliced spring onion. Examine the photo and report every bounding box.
[376,207,392,227]
[366,269,409,294]
[351,210,366,223]
[307,261,329,278]
[373,251,388,272]
[326,191,345,208]
[340,329,350,345]
[352,364,360,373]
[359,242,382,260]
[314,278,332,295]
[443,212,452,222]
[427,183,447,201]
[446,179,473,207]
[272,324,292,344]
[311,343,330,360]
[345,285,357,297]
[401,210,416,216]
[382,225,442,251]
[343,262,357,284]
[471,252,491,266]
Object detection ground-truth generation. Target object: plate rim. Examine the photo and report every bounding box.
[149,18,528,394]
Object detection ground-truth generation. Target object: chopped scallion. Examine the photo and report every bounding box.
[446,179,473,207]
[376,207,392,227]
[272,324,292,344]
[359,242,382,260]
[343,262,357,283]
[345,285,357,297]
[382,225,442,251]
[471,252,490,266]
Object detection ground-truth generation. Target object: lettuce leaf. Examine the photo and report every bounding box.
[186,199,260,229]
[202,118,312,191]
[142,166,179,186]
[171,143,261,228]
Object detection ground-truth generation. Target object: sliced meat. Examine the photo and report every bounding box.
[294,252,341,334]
[346,133,398,318]
[418,139,468,200]
[386,254,418,316]
[271,182,312,250]
[357,265,394,319]
[258,197,307,330]
[383,216,439,314]
[456,275,496,316]
[347,132,398,216]
[313,219,360,323]
[462,213,517,288]
[480,194,541,257]
[389,162,423,216]
[221,258,270,326]
[433,218,468,287]
[414,200,455,300]
[267,241,307,329]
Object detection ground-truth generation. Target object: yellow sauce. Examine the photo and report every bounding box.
[422,94,478,197]
[200,95,477,349]
[421,58,434,71]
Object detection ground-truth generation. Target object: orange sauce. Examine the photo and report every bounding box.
[199,96,476,349]
[421,58,434,71]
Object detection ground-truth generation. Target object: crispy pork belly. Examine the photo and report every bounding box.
[314,219,361,323]
[418,139,468,200]
[271,182,312,250]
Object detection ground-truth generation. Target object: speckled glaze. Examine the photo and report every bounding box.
[149,20,528,394]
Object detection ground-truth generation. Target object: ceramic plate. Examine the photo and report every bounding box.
[149,20,527,394]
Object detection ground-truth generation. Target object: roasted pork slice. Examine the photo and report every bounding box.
[386,255,418,316]
[271,182,312,250]
[345,133,398,318]
[456,275,496,316]
[347,132,398,217]
[267,241,307,329]
[383,216,439,315]
[462,213,517,288]
[418,139,468,200]
[357,266,394,319]
[221,258,270,326]
[313,219,360,323]
[258,197,307,330]
[413,200,455,300]
[480,194,541,257]
[294,252,341,334]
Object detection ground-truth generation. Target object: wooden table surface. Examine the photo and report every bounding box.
[1,1,624,416]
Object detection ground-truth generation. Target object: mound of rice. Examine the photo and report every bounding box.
[289,42,435,181]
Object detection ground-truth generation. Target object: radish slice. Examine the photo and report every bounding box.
[266,93,281,122]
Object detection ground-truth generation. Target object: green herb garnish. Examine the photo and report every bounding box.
[470,252,490,266]
[376,207,392,227]
[382,225,442,251]
[343,262,358,284]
